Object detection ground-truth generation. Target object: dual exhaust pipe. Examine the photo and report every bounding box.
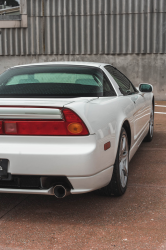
[53,185,70,198]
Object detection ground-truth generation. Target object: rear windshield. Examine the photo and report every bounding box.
[0,65,116,98]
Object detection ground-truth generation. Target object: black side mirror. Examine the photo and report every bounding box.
[139,84,153,93]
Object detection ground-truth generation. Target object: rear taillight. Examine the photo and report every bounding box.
[0,108,89,136]
[0,121,3,134]
[4,120,67,136]
[62,109,89,136]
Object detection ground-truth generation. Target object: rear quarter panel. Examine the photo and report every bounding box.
[65,96,135,172]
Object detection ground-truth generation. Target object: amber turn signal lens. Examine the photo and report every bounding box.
[67,123,83,134]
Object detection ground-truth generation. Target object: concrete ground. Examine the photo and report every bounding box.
[0,102,166,250]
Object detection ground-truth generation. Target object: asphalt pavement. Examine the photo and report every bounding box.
[0,101,166,250]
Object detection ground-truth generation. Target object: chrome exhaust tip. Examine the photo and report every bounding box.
[53,185,70,198]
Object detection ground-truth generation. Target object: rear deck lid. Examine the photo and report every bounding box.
[0,97,97,119]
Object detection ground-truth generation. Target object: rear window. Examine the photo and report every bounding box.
[0,65,116,98]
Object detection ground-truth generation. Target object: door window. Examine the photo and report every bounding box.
[105,65,138,95]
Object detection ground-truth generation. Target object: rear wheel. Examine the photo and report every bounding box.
[98,127,129,196]
[144,105,154,142]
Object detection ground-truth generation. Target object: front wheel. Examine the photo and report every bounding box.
[98,127,129,196]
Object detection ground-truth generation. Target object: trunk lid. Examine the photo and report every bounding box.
[0,97,97,108]
[0,97,97,119]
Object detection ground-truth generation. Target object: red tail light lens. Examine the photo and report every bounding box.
[4,121,67,136]
[0,121,3,134]
[0,108,89,136]
[63,109,82,122]
[63,109,89,135]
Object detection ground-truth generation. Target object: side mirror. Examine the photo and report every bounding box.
[139,83,153,93]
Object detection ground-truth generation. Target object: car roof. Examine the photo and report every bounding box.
[11,61,110,69]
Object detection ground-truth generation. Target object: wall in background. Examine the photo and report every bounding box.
[0,54,165,100]
[0,0,166,99]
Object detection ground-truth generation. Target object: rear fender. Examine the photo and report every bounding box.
[114,118,132,164]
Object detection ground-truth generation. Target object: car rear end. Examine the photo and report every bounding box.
[0,63,115,197]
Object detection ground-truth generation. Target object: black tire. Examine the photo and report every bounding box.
[144,105,154,142]
[98,127,129,196]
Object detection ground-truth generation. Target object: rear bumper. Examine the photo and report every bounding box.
[69,166,113,194]
[0,135,114,176]
[0,166,113,195]
[0,134,114,194]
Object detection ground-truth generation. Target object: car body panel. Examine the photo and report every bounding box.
[0,165,113,195]
[0,134,109,177]
[0,62,154,195]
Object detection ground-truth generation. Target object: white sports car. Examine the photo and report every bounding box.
[0,62,154,198]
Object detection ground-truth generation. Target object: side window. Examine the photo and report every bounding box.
[105,65,138,95]
[102,74,117,96]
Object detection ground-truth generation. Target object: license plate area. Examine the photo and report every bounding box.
[0,159,9,178]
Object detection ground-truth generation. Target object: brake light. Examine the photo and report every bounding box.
[0,108,89,136]
[0,121,3,134]
[63,109,89,135]
[4,120,66,136]
[62,109,81,122]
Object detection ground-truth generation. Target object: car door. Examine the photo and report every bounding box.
[130,93,149,140]
[104,66,147,142]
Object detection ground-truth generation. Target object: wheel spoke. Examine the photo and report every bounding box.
[122,166,128,177]
[119,133,128,188]
[122,137,126,152]
[150,110,154,137]
[119,152,127,161]
[120,171,125,186]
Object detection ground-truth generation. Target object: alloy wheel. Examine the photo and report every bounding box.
[119,133,129,188]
